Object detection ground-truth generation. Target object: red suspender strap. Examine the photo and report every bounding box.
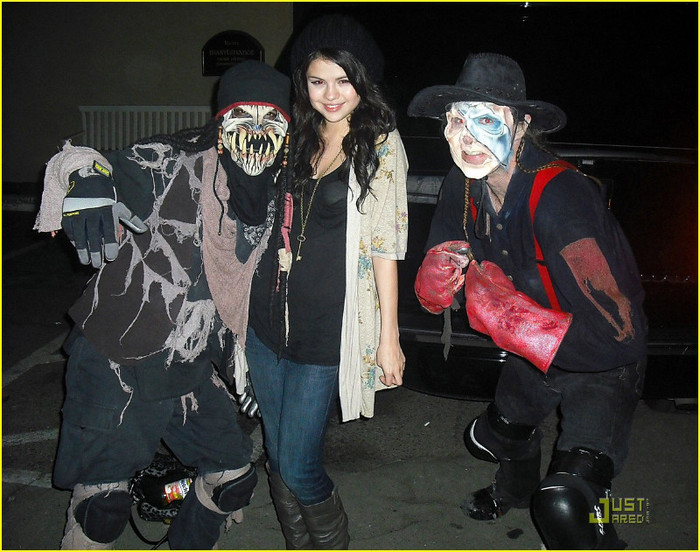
[529,161,575,311]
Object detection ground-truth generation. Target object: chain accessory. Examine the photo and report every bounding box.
[281,133,290,167]
[462,177,475,261]
[296,147,344,261]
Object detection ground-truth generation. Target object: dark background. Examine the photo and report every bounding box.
[2,2,696,186]
[290,2,698,148]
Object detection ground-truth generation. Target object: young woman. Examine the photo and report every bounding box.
[245,14,409,549]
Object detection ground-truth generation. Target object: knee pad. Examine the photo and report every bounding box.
[196,464,257,514]
[73,485,132,544]
[532,448,623,549]
[464,403,539,463]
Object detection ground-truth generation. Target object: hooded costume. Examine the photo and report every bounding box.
[35,61,291,549]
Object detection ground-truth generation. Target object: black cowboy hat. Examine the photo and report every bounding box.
[408,52,566,133]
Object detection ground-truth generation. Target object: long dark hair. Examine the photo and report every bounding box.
[291,48,396,210]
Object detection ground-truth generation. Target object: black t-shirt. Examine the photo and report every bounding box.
[66,257,222,402]
[249,166,347,364]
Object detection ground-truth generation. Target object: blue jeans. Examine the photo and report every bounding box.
[246,328,339,505]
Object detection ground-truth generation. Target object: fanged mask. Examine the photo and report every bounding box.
[221,105,289,176]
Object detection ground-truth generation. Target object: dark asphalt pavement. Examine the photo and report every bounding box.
[2,209,697,549]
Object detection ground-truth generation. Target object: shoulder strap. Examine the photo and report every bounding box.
[529,161,576,311]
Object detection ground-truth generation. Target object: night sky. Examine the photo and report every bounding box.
[291,2,698,148]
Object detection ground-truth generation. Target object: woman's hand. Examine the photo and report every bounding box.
[372,256,405,387]
[376,336,405,387]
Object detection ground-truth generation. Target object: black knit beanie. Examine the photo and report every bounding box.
[290,14,384,81]
[216,61,291,120]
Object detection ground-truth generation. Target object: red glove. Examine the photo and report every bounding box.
[414,241,472,314]
[464,260,572,373]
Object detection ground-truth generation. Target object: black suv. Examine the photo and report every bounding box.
[398,136,698,409]
[290,5,697,409]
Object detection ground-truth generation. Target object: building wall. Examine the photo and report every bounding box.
[2,2,294,183]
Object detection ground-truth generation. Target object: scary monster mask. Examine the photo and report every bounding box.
[444,102,517,180]
[220,104,289,176]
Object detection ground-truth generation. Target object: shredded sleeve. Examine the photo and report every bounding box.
[34,142,114,233]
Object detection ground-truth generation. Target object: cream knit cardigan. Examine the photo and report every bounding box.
[338,129,409,421]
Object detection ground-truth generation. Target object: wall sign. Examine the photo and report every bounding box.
[202,30,264,76]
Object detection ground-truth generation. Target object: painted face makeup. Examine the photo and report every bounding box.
[444,102,516,179]
[221,104,289,176]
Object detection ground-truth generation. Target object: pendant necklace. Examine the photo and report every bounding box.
[296,147,344,261]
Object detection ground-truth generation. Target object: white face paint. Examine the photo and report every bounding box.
[221,104,289,176]
[444,102,516,179]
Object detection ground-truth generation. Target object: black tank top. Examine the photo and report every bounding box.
[249,166,347,364]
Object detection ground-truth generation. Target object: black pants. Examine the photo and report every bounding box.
[494,355,645,474]
[54,334,252,489]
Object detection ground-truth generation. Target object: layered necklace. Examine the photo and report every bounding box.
[296,146,345,261]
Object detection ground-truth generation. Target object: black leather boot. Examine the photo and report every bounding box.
[298,488,349,549]
[461,451,542,520]
[462,403,542,521]
[268,471,313,549]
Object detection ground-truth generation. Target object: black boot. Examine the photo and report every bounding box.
[298,488,349,549]
[461,451,541,520]
[268,471,313,549]
[462,403,542,521]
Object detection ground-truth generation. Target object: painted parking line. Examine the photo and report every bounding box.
[3,469,54,489]
[2,333,67,388]
[3,428,59,447]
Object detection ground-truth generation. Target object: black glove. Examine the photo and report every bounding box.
[237,372,260,418]
[62,161,146,268]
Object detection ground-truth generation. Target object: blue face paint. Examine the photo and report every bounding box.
[446,102,514,167]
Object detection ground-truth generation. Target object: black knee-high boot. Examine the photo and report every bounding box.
[268,471,313,549]
[463,451,542,520]
[462,403,542,520]
[298,488,349,550]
